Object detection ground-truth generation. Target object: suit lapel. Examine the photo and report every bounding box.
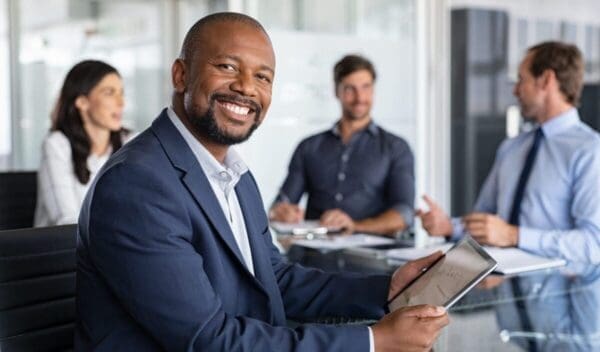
[151,110,247,270]
[235,176,271,287]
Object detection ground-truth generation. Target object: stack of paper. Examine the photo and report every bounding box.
[293,234,396,251]
[386,243,566,275]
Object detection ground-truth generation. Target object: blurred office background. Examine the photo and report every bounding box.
[1,0,599,221]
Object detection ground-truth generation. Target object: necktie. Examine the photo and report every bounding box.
[508,128,544,226]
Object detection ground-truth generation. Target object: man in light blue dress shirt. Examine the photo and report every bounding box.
[418,41,600,264]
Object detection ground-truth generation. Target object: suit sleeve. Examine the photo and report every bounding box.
[87,161,384,352]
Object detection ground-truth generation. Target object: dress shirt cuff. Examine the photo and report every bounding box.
[368,326,375,352]
[450,217,465,241]
[391,203,415,228]
[516,226,544,253]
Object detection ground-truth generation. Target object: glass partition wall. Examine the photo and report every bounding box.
[2,0,430,209]
[0,0,10,169]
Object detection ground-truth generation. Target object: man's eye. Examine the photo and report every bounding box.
[257,74,272,83]
[218,64,235,71]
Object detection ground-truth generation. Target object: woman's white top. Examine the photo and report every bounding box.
[34,131,130,227]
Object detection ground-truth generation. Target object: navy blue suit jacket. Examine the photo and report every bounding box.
[75,109,390,351]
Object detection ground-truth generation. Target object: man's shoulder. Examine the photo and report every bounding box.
[293,129,333,152]
[494,131,531,157]
[376,125,409,143]
[374,125,412,155]
[94,128,173,190]
[569,121,600,149]
[301,129,331,143]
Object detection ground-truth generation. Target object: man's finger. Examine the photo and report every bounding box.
[420,313,451,330]
[463,212,487,222]
[470,232,489,244]
[411,250,444,269]
[464,222,485,232]
[422,194,438,210]
[401,304,446,318]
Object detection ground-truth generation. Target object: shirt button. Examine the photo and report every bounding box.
[219,171,229,180]
[341,154,349,162]
[338,172,346,181]
[335,193,344,202]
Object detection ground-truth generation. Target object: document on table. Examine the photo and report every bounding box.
[386,243,566,274]
[270,220,342,235]
[483,247,566,275]
[293,234,396,250]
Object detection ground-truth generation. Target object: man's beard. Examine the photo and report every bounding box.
[344,103,370,121]
[189,93,261,146]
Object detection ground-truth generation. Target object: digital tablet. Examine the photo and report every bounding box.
[388,236,497,311]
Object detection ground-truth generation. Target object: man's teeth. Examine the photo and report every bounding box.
[223,102,250,115]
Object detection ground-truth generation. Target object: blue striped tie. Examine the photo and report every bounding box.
[508,128,544,226]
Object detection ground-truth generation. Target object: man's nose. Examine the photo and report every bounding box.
[230,72,257,97]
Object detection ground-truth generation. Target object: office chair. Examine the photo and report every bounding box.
[0,171,37,230]
[0,225,77,351]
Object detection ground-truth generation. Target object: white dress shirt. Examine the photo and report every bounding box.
[34,131,112,227]
[167,107,255,274]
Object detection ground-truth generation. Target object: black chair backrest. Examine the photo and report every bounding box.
[0,225,77,351]
[0,172,38,230]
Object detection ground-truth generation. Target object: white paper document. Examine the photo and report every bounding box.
[386,244,453,262]
[483,247,567,274]
[386,243,566,274]
[270,220,341,235]
[293,234,396,250]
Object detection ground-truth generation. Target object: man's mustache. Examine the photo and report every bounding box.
[210,93,261,116]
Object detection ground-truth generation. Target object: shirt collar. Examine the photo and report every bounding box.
[330,119,379,137]
[166,107,248,194]
[539,107,580,138]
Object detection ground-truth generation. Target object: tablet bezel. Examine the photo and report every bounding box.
[387,236,498,310]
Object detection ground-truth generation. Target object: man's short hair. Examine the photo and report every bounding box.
[333,55,377,87]
[527,41,584,106]
[180,12,268,63]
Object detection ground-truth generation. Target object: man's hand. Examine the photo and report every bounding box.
[372,305,449,352]
[462,212,518,247]
[415,195,453,237]
[388,251,444,300]
[320,209,355,234]
[269,202,304,223]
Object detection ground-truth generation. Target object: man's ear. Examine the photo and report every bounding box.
[540,68,556,90]
[172,59,187,94]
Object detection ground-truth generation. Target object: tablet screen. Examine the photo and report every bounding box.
[388,236,497,311]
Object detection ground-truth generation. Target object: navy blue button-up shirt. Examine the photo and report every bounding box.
[275,121,415,226]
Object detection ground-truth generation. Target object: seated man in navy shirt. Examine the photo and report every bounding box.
[270,55,415,236]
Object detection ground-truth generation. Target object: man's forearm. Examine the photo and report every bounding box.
[354,209,406,237]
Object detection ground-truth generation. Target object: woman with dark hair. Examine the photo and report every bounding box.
[34,60,132,226]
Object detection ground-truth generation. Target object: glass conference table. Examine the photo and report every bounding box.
[286,243,600,352]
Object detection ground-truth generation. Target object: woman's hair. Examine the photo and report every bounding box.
[51,60,127,184]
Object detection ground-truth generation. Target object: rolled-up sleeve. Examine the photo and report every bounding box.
[386,140,415,227]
